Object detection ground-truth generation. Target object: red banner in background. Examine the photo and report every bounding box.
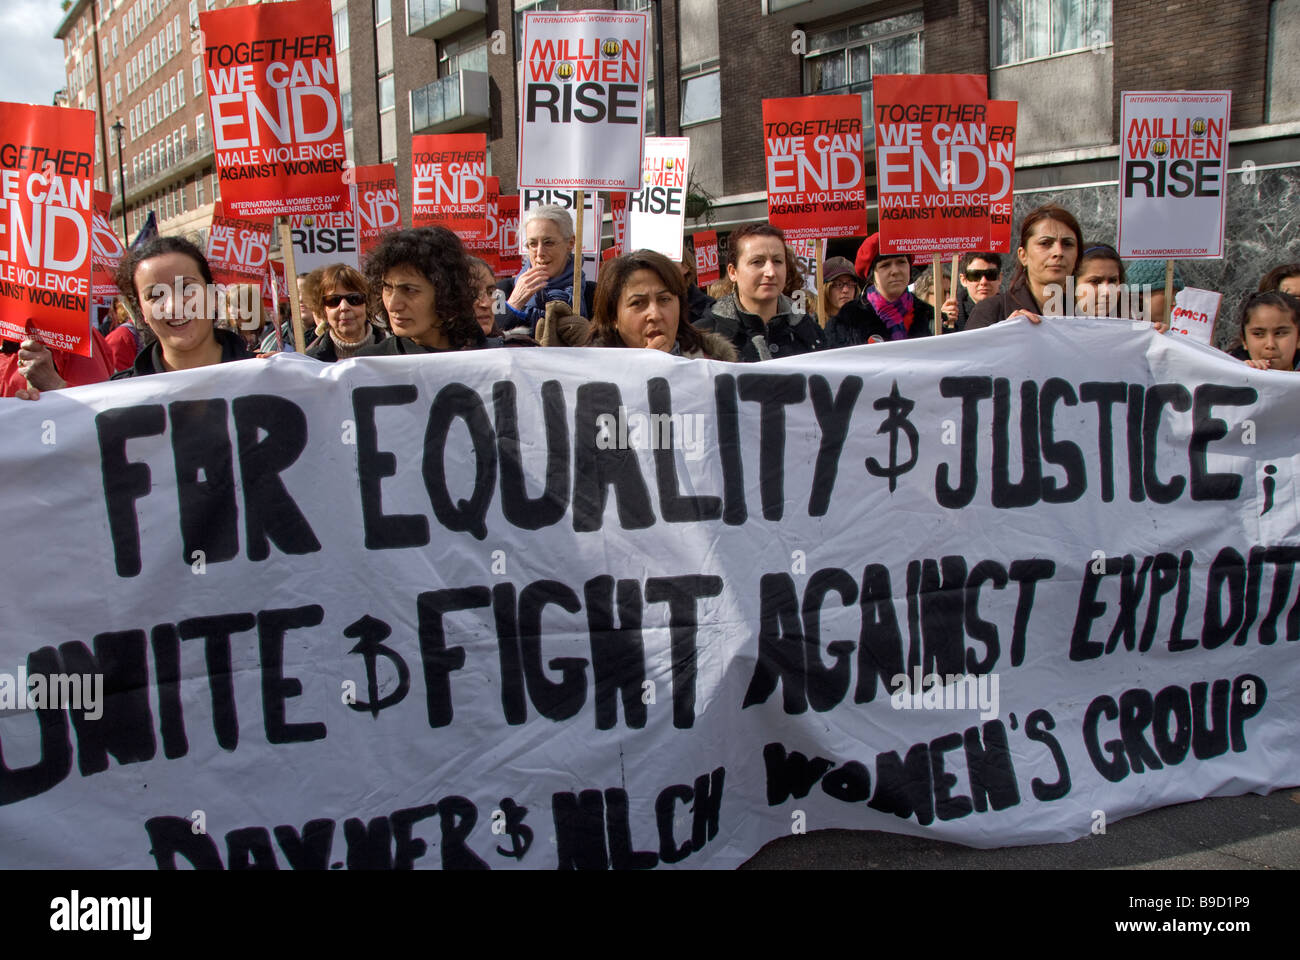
[465,176,501,271]
[91,190,125,300]
[200,0,349,216]
[693,229,719,285]
[496,195,522,276]
[873,73,991,256]
[609,192,628,258]
[762,94,868,241]
[354,163,400,260]
[986,100,1017,254]
[411,133,487,238]
[207,201,273,292]
[0,103,96,356]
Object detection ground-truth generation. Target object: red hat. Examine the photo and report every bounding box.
[854,233,880,279]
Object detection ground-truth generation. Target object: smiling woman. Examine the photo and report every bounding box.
[111,236,253,379]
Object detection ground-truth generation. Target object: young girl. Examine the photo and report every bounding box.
[1240,291,1300,371]
[1073,244,1127,318]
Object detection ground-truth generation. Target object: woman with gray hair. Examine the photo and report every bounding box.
[503,203,596,333]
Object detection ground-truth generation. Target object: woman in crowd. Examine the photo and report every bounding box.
[1073,244,1128,318]
[697,223,825,361]
[911,261,951,330]
[103,297,143,373]
[816,256,859,328]
[503,204,596,332]
[827,233,933,345]
[469,256,537,346]
[1259,263,1300,296]
[678,252,716,327]
[1239,291,1300,371]
[965,204,1082,329]
[586,249,736,359]
[225,284,266,352]
[356,227,489,356]
[112,236,253,379]
[305,263,388,361]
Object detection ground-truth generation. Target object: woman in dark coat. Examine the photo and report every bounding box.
[826,233,934,347]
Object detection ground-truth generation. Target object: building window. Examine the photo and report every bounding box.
[341,90,353,130]
[177,70,184,106]
[111,26,119,58]
[802,11,922,146]
[514,0,559,56]
[196,112,205,145]
[334,9,349,51]
[189,0,198,24]
[378,72,395,112]
[679,65,720,126]
[196,172,204,206]
[375,0,391,26]
[444,41,488,76]
[193,56,202,95]
[994,0,1110,65]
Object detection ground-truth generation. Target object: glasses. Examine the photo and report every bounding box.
[965,268,1000,282]
[830,277,857,288]
[323,292,366,308]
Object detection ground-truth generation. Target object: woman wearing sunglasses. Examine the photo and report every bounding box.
[305,263,388,362]
[947,253,1002,330]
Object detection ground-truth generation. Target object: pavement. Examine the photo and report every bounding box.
[740,786,1300,869]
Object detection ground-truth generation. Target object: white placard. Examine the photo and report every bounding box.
[626,137,690,261]
[521,189,604,257]
[517,10,649,191]
[1169,286,1224,345]
[1118,91,1231,259]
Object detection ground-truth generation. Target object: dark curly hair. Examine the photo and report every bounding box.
[589,248,706,354]
[115,235,215,319]
[1259,263,1300,293]
[362,227,480,348]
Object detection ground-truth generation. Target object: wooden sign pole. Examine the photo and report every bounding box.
[277,220,306,353]
[814,238,825,327]
[572,189,585,315]
[931,254,943,335]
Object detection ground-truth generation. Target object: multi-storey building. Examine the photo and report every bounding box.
[55,0,221,245]
[58,0,1300,301]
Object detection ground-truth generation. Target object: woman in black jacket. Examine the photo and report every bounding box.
[964,204,1082,330]
[112,236,253,379]
[826,233,934,347]
[355,227,492,356]
[304,263,388,361]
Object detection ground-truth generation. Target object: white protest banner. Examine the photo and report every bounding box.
[1169,287,1223,344]
[290,198,360,272]
[521,189,603,256]
[626,138,690,261]
[2,321,1298,869]
[518,9,649,190]
[1118,92,1231,259]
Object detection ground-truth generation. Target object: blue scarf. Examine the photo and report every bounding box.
[511,254,584,332]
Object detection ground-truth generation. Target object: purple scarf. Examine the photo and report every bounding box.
[866,286,916,341]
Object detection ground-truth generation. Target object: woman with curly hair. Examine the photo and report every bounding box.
[356,227,489,356]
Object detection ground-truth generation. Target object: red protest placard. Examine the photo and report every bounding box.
[873,74,991,256]
[200,0,349,217]
[411,133,487,238]
[0,103,95,356]
[355,163,400,258]
[986,100,1017,254]
[762,95,868,242]
[497,195,522,276]
[91,190,125,299]
[609,192,628,258]
[693,229,719,285]
[465,176,501,271]
[207,201,273,290]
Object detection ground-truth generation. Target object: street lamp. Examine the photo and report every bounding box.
[111,117,128,245]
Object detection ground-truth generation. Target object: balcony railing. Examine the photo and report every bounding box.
[408,0,485,41]
[123,132,214,195]
[410,70,490,135]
